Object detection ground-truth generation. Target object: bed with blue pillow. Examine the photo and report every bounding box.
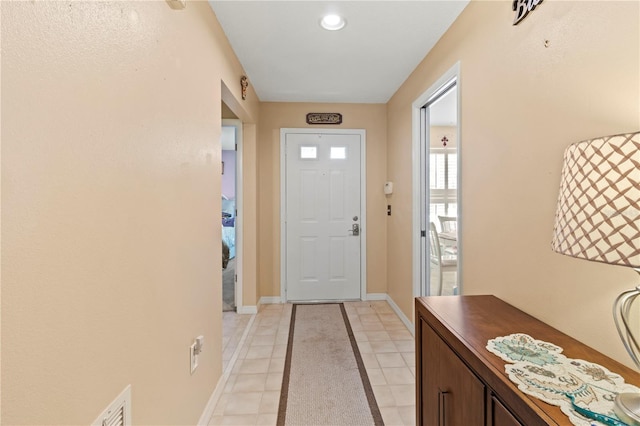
[222,197,236,259]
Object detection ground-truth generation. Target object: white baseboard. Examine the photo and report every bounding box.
[363,293,415,336]
[384,294,415,337]
[258,296,282,305]
[197,374,225,425]
[236,305,257,315]
[365,293,387,301]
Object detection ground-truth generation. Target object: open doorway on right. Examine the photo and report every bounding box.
[415,67,461,298]
[426,86,458,296]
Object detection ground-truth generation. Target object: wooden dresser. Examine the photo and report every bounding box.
[415,295,640,425]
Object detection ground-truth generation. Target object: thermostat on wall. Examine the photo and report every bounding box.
[384,182,394,195]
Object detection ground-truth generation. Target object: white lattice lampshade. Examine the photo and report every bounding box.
[552,131,640,268]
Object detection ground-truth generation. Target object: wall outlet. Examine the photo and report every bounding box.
[190,342,199,374]
[190,335,204,374]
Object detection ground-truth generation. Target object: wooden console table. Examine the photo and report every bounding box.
[415,295,640,425]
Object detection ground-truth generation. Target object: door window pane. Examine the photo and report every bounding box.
[300,146,318,159]
[330,146,347,159]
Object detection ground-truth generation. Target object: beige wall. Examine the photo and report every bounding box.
[430,126,457,148]
[3,1,639,424]
[387,0,639,366]
[1,1,258,424]
[257,103,388,300]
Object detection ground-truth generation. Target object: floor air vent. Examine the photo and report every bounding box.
[92,385,131,426]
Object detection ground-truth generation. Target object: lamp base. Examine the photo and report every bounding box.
[614,393,640,425]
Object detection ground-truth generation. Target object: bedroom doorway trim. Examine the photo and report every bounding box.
[222,118,244,313]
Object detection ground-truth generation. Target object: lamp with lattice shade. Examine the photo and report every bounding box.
[552,131,640,425]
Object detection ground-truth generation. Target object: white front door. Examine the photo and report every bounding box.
[283,130,364,301]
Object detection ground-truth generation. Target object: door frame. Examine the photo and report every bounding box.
[222,119,244,312]
[280,128,367,303]
[411,62,462,298]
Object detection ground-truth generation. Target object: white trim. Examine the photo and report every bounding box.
[280,133,287,303]
[236,305,257,315]
[365,293,387,301]
[223,314,255,380]
[411,62,461,299]
[280,128,367,303]
[367,293,414,335]
[222,119,243,312]
[199,313,256,425]
[385,294,415,337]
[259,296,282,305]
[197,373,225,426]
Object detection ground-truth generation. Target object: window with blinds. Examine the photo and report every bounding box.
[429,148,457,218]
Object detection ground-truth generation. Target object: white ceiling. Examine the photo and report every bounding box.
[430,86,457,126]
[208,1,469,104]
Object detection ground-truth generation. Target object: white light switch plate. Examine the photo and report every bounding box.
[190,342,198,374]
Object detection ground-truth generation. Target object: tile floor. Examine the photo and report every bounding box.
[209,301,416,426]
[429,267,458,296]
[222,311,252,373]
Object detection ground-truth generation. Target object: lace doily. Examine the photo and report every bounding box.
[487,333,638,426]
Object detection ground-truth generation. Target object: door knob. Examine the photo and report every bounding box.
[348,223,360,236]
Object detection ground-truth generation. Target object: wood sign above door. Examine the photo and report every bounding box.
[306,113,342,125]
[513,0,543,25]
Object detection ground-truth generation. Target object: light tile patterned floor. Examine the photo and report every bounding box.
[209,301,415,426]
[222,311,252,373]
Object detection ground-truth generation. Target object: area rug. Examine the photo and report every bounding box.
[277,303,384,426]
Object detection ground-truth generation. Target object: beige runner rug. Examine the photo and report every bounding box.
[277,303,384,426]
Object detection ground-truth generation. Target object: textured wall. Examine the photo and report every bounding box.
[1,1,258,424]
[386,0,640,367]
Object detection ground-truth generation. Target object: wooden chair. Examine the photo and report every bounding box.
[429,222,458,296]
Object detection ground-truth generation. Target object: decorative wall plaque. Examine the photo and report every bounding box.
[306,113,342,125]
[512,0,543,25]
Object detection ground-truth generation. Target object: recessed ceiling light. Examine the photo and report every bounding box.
[320,14,346,31]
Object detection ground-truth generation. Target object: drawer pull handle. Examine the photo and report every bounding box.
[438,390,449,426]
